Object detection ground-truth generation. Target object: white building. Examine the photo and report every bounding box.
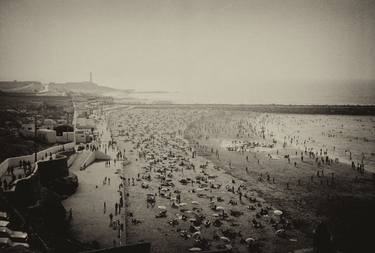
[75,130,90,143]
[76,117,96,130]
[56,132,75,143]
[37,129,57,143]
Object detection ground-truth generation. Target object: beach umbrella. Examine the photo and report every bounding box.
[0,220,9,227]
[158,205,167,210]
[220,236,230,243]
[179,202,187,206]
[212,213,220,217]
[192,225,201,231]
[245,237,255,244]
[275,229,285,236]
[273,210,283,216]
[189,247,202,252]
[192,201,199,205]
[216,206,225,211]
[192,231,201,238]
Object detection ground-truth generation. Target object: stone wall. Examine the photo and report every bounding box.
[80,150,110,170]
[3,143,75,208]
[37,154,68,186]
[0,142,75,178]
[10,170,42,207]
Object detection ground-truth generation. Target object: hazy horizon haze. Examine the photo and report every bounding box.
[1,0,375,103]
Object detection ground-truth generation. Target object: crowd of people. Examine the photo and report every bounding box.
[69,107,374,252]
[104,108,298,252]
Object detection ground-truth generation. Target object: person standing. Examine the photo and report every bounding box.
[69,208,73,221]
[109,213,113,225]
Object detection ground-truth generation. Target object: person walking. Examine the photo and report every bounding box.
[109,213,113,225]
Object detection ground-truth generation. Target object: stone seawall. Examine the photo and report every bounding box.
[0,142,75,178]
[80,150,110,170]
[4,144,75,208]
[37,154,68,186]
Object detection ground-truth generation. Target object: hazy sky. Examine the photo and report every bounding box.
[0,0,374,93]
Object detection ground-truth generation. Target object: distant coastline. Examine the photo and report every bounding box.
[127,103,375,116]
[131,90,170,94]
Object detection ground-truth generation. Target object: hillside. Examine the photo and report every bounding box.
[0,81,43,93]
[49,81,132,96]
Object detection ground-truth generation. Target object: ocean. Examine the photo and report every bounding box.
[128,80,375,105]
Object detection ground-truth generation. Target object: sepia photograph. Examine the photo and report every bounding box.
[0,1,374,253]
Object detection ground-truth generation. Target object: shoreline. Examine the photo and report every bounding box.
[109,102,375,116]
[185,132,375,253]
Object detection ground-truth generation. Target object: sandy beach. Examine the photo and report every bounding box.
[82,106,374,253]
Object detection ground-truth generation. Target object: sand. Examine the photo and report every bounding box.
[67,106,375,253]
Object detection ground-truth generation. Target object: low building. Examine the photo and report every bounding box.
[21,123,34,132]
[75,130,87,143]
[37,129,56,143]
[43,119,57,130]
[54,124,74,136]
[19,123,35,138]
[76,117,96,130]
[56,131,74,143]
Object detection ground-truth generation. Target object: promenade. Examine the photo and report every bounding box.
[63,120,127,248]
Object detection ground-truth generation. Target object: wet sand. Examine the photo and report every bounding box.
[184,111,375,253]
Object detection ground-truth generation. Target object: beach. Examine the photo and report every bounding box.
[77,105,374,253]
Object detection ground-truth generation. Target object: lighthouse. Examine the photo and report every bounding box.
[90,72,93,83]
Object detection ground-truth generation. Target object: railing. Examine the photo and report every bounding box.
[0,142,76,191]
[7,147,74,192]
